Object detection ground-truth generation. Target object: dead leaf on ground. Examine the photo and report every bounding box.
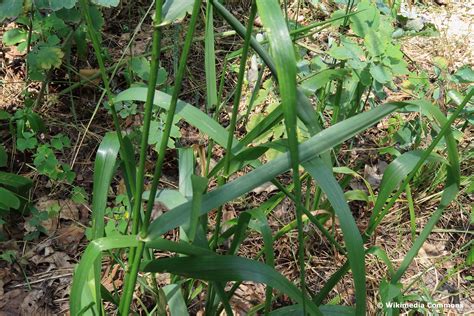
[364,160,388,189]
[28,247,73,270]
[101,264,123,292]
[0,289,28,315]
[56,225,84,251]
[252,182,278,194]
[58,200,80,221]
[20,289,53,315]
[0,268,14,297]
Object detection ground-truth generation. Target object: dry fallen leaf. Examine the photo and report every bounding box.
[29,248,73,270]
[20,289,54,315]
[78,68,102,86]
[58,200,80,221]
[0,289,28,315]
[56,225,84,251]
[252,182,278,194]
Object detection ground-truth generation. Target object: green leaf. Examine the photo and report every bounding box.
[0,0,23,23]
[91,132,120,240]
[72,186,88,204]
[0,110,10,121]
[141,255,322,315]
[91,0,119,8]
[83,132,120,315]
[50,0,77,10]
[116,87,239,151]
[146,102,403,240]
[70,235,140,315]
[370,63,393,84]
[161,0,194,26]
[270,304,355,315]
[452,66,474,83]
[0,187,21,210]
[3,28,27,46]
[29,46,64,71]
[163,284,189,316]
[204,2,217,110]
[364,29,386,57]
[17,134,38,152]
[349,0,380,38]
[300,69,349,94]
[303,158,366,314]
[0,171,33,190]
[0,145,7,168]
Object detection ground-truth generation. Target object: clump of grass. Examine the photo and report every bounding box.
[70,0,472,315]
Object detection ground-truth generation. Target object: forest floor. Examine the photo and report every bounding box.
[0,0,473,315]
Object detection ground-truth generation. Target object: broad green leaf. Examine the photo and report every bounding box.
[344,189,369,202]
[50,0,77,10]
[368,150,433,230]
[0,0,23,22]
[303,158,366,314]
[0,171,33,190]
[143,189,188,208]
[70,235,140,315]
[91,0,119,8]
[328,46,354,61]
[90,132,120,239]
[161,0,194,26]
[141,255,322,315]
[370,63,392,84]
[189,175,207,242]
[29,46,64,70]
[349,0,380,38]
[452,66,474,83]
[178,148,194,198]
[300,69,349,95]
[3,28,27,46]
[85,132,120,316]
[116,87,239,151]
[364,29,386,57]
[163,284,189,316]
[0,187,20,210]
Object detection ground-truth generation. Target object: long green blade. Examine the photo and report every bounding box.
[146,103,403,240]
[303,158,366,313]
[141,255,322,315]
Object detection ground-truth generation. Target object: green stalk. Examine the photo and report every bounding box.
[128,0,164,263]
[78,0,135,195]
[119,1,203,313]
[214,0,257,244]
[208,3,257,309]
[119,0,164,312]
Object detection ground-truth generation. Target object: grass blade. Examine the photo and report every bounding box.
[141,255,322,315]
[147,102,403,239]
[303,158,366,314]
[255,1,306,308]
[70,236,140,315]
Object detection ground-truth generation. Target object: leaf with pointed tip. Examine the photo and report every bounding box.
[141,255,322,315]
[303,158,366,314]
[146,102,403,240]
